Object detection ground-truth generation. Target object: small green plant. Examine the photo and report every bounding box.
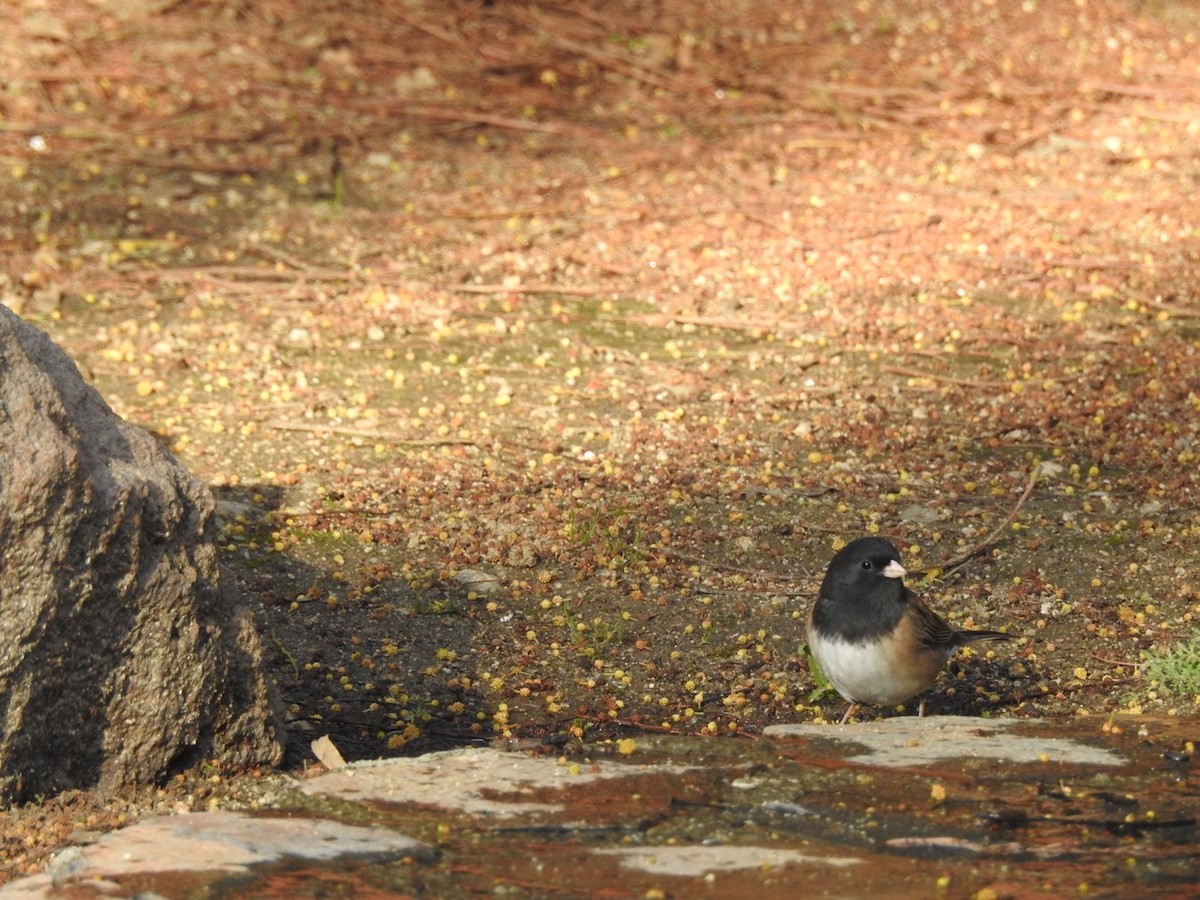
[411,592,460,615]
[270,630,300,678]
[1143,636,1200,697]
[563,512,596,545]
[588,618,626,653]
[607,33,650,53]
[563,508,647,572]
[804,645,836,702]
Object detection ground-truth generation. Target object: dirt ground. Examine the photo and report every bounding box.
[3,0,1200,881]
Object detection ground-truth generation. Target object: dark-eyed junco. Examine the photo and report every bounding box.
[807,536,1011,724]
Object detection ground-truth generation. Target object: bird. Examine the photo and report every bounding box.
[806,536,1011,724]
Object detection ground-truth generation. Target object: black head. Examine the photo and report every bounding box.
[812,537,909,640]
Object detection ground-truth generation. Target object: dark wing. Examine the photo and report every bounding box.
[908,593,959,650]
[909,589,1011,649]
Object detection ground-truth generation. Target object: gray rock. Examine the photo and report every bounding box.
[0,811,433,897]
[0,306,283,802]
[899,503,940,525]
[596,845,861,876]
[303,747,696,817]
[764,716,1125,767]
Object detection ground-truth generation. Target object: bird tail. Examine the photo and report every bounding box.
[956,628,1012,647]
[945,628,1012,648]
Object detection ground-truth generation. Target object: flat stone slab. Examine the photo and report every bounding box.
[764,715,1126,767]
[0,811,433,898]
[597,845,863,876]
[302,745,694,817]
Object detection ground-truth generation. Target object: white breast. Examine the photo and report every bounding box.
[809,631,933,706]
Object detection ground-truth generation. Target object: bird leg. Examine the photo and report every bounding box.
[838,703,858,725]
[918,697,927,717]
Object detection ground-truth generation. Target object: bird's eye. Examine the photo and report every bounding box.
[860,560,872,570]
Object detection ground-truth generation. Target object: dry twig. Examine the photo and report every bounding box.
[924,464,1043,577]
[1145,297,1200,319]
[265,420,480,447]
[657,547,796,579]
[882,364,1009,389]
[446,283,608,296]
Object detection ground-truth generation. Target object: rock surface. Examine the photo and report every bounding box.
[2,716,1194,899]
[763,715,1126,767]
[0,306,283,802]
[0,811,434,898]
[300,745,696,816]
